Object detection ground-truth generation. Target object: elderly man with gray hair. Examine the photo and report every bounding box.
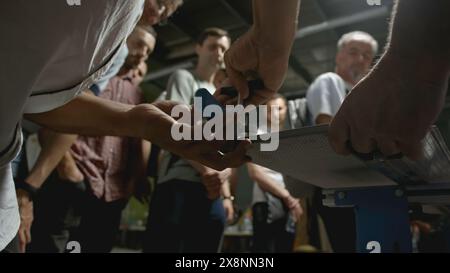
[304,31,378,253]
[306,31,378,126]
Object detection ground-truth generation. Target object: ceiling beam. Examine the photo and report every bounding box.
[219,0,252,25]
[295,6,390,39]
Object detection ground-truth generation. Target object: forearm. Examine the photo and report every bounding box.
[24,92,179,150]
[25,129,78,188]
[256,177,289,200]
[188,160,214,175]
[25,92,134,137]
[252,0,300,56]
[247,163,289,200]
[386,0,450,80]
[221,180,231,197]
[142,140,151,172]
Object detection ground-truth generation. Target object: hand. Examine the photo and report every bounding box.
[134,102,252,171]
[411,220,433,235]
[223,28,289,106]
[56,152,84,183]
[329,52,449,160]
[222,198,234,224]
[283,195,303,222]
[201,169,232,200]
[16,189,34,253]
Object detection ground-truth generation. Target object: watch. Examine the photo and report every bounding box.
[15,179,39,201]
[223,195,235,201]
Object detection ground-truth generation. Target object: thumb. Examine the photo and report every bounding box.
[226,65,249,103]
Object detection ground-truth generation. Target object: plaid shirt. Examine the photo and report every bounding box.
[71,75,144,202]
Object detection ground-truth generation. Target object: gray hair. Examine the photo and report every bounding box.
[337,31,378,55]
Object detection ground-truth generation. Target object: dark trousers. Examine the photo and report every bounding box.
[28,172,127,253]
[251,202,295,253]
[143,180,226,253]
[27,173,86,253]
[70,193,127,253]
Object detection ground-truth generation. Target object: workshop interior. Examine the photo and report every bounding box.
[3,0,450,254]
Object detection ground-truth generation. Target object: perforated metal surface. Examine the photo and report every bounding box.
[247,125,396,189]
[247,125,450,189]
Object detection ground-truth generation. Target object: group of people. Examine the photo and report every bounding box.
[1,0,450,253]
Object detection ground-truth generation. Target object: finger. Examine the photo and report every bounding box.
[224,97,238,106]
[199,153,228,171]
[226,66,249,102]
[244,88,274,106]
[214,93,236,106]
[26,227,32,244]
[205,138,228,152]
[221,140,252,167]
[284,197,295,208]
[228,211,234,223]
[214,79,233,97]
[201,146,246,171]
[375,137,401,157]
[214,92,235,107]
[200,140,252,170]
[350,132,376,154]
[289,199,299,210]
[398,140,424,161]
[19,230,26,253]
[328,113,351,155]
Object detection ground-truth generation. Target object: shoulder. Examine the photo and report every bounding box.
[314,72,343,84]
[170,69,195,81]
[308,72,344,94]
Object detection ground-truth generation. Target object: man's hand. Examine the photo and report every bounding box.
[222,198,234,224]
[329,0,450,160]
[16,189,33,253]
[223,29,288,106]
[283,195,303,222]
[329,53,449,160]
[411,220,433,235]
[222,0,300,106]
[134,101,252,171]
[201,169,232,200]
[56,152,84,183]
[25,94,251,172]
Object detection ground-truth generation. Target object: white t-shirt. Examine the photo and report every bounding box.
[252,167,286,204]
[306,72,353,125]
[157,69,216,184]
[0,0,144,250]
[251,128,286,205]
